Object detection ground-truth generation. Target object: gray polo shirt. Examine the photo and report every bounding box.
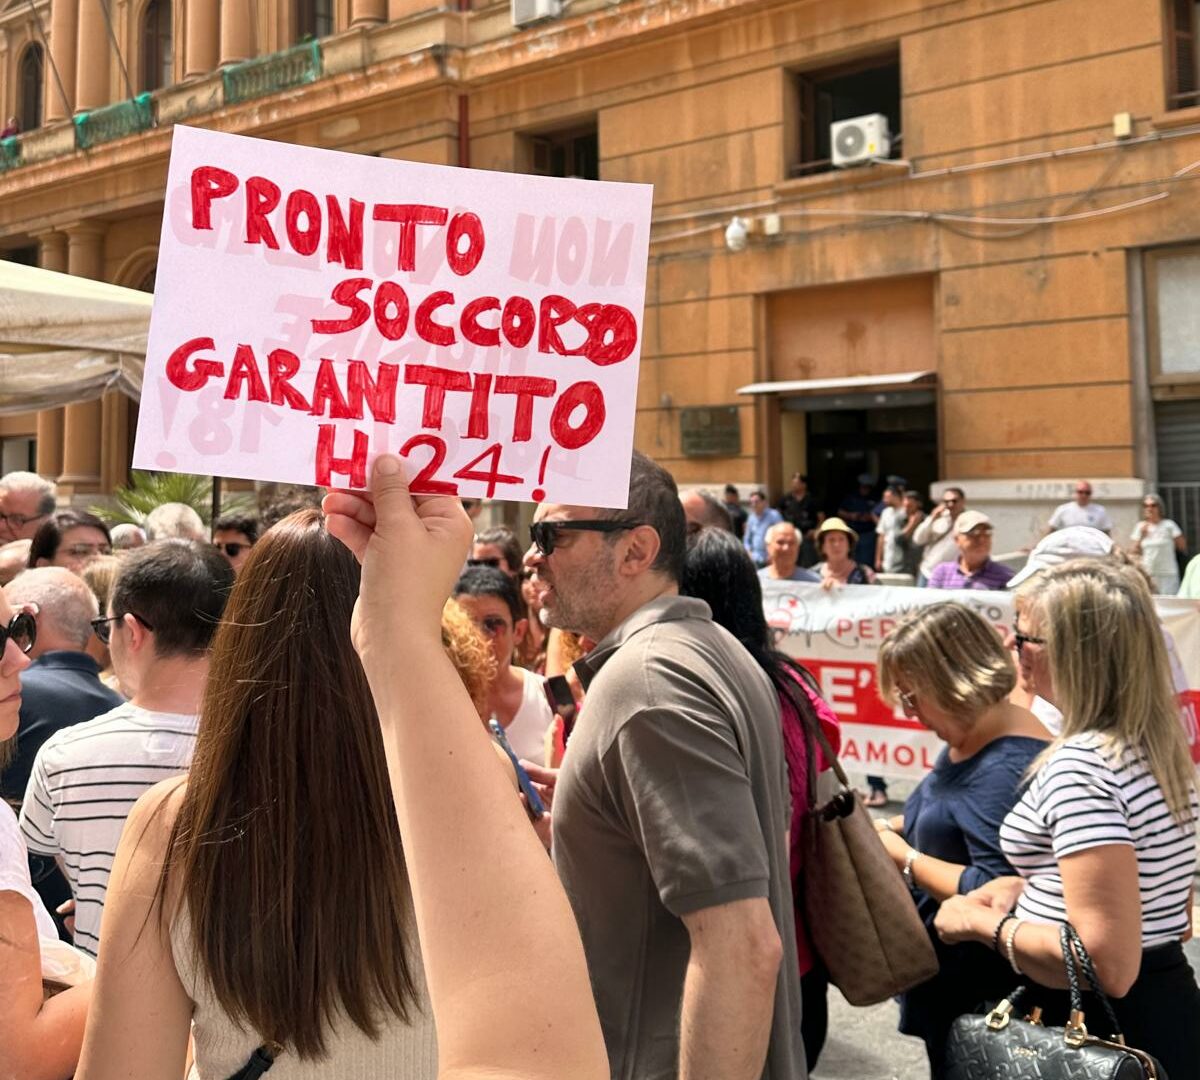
[555,595,803,1080]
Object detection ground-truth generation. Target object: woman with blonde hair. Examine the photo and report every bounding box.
[874,602,1049,1075]
[935,559,1200,1077]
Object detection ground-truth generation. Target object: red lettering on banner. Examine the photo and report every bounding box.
[495,375,556,441]
[224,345,268,403]
[446,212,485,276]
[405,364,471,428]
[315,424,368,487]
[550,382,605,449]
[501,297,535,348]
[267,349,311,411]
[373,282,410,340]
[372,204,449,272]
[167,337,224,391]
[576,303,638,366]
[310,358,354,420]
[461,297,501,347]
[467,373,492,439]
[190,166,238,230]
[313,278,372,336]
[245,176,282,248]
[346,361,398,424]
[538,295,578,356]
[326,196,364,270]
[415,291,456,346]
[285,190,322,256]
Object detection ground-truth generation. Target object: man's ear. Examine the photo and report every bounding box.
[620,525,662,577]
[124,613,151,654]
[513,617,528,646]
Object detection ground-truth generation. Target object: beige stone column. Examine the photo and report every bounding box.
[73,1,110,112]
[58,224,107,494]
[100,392,131,492]
[34,231,69,480]
[352,0,387,25]
[219,0,253,65]
[44,0,78,122]
[185,1,220,77]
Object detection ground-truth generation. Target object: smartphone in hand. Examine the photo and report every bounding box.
[489,719,547,818]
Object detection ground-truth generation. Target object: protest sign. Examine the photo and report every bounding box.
[761,580,1200,781]
[133,126,653,506]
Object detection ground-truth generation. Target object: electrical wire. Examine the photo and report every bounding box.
[649,158,1200,248]
[97,0,135,102]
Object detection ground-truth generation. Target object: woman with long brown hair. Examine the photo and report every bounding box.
[75,488,606,1080]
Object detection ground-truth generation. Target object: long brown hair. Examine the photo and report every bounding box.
[156,509,418,1057]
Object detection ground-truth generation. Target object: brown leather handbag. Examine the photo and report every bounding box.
[797,708,939,1006]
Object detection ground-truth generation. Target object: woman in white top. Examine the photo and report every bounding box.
[77,489,607,1080]
[934,559,1200,1077]
[1130,493,1185,595]
[0,597,95,1079]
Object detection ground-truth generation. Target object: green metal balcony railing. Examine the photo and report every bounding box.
[222,40,323,107]
[74,92,155,150]
[0,136,21,172]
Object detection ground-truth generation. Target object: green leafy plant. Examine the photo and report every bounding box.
[91,471,254,528]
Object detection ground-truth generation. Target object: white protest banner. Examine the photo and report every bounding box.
[133,126,653,506]
[760,580,1200,781]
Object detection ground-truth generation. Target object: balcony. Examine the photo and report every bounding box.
[222,41,323,107]
[74,93,155,151]
[0,136,20,172]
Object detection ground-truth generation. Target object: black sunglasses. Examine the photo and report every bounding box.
[90,611,155,646]
[214,542,251,558]
[529,519,643,557]
[2,609,37,656]
[1013,631,1046,652]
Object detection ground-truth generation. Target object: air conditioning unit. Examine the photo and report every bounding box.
[512,0,561,27]
[831,113,891,168]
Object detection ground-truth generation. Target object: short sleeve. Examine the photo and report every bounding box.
[1166,520,1183,540]
[1097,508,1114,532]
[1131,522,1143,542]
[1037,746,1132,859]
[0,803,58,941]
[1048,506,1065,530]
[18,745,58,858]
[601,705,770,917]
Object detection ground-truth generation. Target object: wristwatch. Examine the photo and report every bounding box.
[902,848,920,888]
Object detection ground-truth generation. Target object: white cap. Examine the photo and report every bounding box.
[1007,526,1114,589]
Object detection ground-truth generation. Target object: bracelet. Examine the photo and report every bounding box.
[1004,918,1023,975]
[992,912,1017,954]
[902,848,920,889]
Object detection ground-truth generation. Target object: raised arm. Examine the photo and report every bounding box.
[323,458,607,1080]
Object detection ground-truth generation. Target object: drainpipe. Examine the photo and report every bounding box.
[457,0,470,167]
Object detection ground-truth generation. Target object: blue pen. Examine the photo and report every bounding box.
[489,719,547,818]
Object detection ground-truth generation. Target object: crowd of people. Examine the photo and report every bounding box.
[0,455,1198,1080]
[711,471,1198,598]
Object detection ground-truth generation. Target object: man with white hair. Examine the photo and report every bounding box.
[759,522,819,582]
[143,502,206,543]
[0,470,56,543]
[1,568,124,802]
[109,523,146,551]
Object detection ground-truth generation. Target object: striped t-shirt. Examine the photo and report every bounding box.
[19,702,198,957]
[1000,732,1199,946]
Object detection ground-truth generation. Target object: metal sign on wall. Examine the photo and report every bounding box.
[680,406,741,457]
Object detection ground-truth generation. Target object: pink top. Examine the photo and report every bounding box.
[777,666,841,977]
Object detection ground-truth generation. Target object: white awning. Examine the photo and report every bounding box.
[0,261,153,415]
[737,370,936,396]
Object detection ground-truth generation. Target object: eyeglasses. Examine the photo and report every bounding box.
[1013,631,1046,652]
[90,611,155,646]
[476,615,511,638]
[1076,488,1092,496]
[529,519,643,557]
[467,557,502,569]
[1,608,37,656]
[213,542,252,558]
[0,511,49,530]
[63,542,112,558]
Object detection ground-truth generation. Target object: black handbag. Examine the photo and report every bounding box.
[943,924,1165,1079]
[225,1044,275,1079]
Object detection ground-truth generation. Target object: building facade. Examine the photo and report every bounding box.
[1,0,1199,543]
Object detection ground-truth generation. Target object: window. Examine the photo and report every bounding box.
[1,245,38,266]
[1145,246,1200,388]
[17,44,43,132]
[140,0,173,92]
[0,436,36,475]
[789,52,902,177]
[1166,0,1200,110]
[295,0,335,42]
[521,122,599,180]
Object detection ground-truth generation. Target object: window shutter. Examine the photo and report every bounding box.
[1170,0,1198,106]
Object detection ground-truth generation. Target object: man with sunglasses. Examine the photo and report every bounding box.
[452,566,554,762]
[0,470,56,544]
[1044,479,1113,537]
[18,541,233,957]
[912,486,967,586]
[212,514,259,575]
[525,452,802,1080]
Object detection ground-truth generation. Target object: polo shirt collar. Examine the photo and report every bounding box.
[29,650,103,675]
[574,594,711,690]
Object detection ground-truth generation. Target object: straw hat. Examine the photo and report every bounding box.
[816,517,859,546]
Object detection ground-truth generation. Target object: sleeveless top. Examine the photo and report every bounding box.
[171,907,439,1078]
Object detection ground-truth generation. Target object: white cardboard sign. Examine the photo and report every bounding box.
[133,126,653,507]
